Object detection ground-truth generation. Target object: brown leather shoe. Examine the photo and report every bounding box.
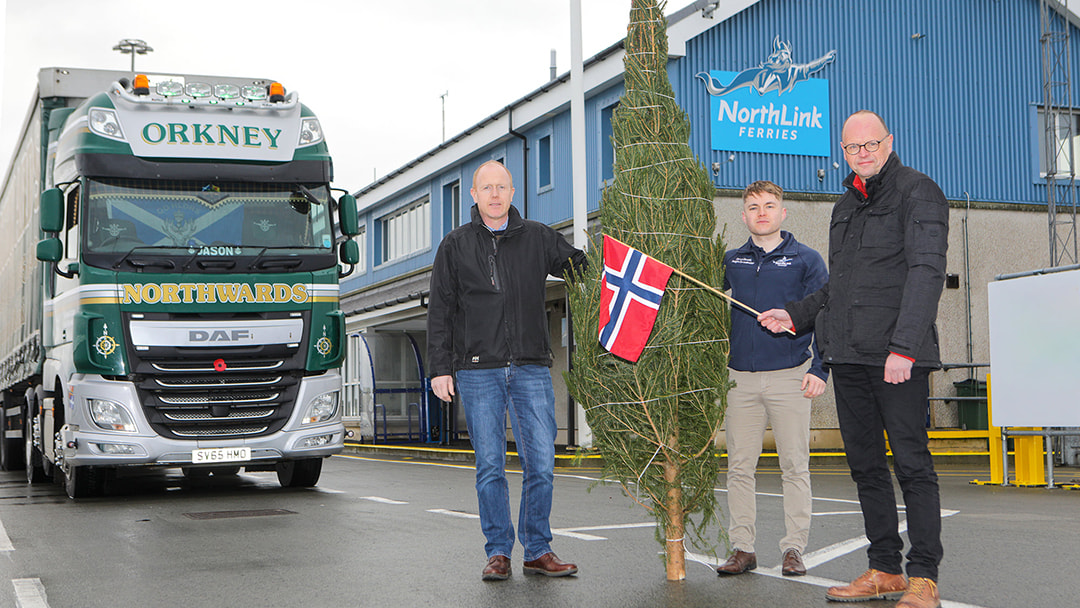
[897,577,940,608]
[481,555,510,581]
[782,548,806,576]
[523,552,578,577]
[716,550,757,575]
[826,569,907,602]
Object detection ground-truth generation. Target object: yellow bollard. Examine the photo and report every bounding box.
[986,374,1003,484]
[1013,430,1046,486]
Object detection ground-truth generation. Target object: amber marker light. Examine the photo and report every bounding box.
[268,82,285,103]
[133,74,150,95]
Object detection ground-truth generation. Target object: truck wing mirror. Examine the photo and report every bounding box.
[339,239,360,265]
[338,240,359,279]
[338,193,359,236]
[37,237,63,262]
[40,188,64,233]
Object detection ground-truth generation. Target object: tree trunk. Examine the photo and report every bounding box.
[663,455,685,581]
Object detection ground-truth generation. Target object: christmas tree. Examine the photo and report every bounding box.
[564,0,731,581]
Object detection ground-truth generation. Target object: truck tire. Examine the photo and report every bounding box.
[0,393,25,471]
[276,458,322,488]
[25,408,48,484]
[65,465,104,499]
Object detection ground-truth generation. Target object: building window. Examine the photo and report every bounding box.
[538,135,552,190]
[356,225,367,272]
[379,196,430,264]
[1038,106,1080,178]
[442,180,460,236]
[601,103,618,182]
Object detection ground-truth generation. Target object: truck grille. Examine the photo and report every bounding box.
[172,425,270,437]
[124,312,309,440]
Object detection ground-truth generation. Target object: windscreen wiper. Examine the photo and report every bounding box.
[112,246,177,271]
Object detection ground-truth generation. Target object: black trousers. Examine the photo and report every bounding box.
[831,364,943,581]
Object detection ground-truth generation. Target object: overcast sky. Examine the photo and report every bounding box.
[2,0,694,192]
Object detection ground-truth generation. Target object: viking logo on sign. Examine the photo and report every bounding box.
[698,37,835,97]
[697,37,836,157]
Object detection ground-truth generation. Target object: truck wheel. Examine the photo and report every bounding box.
[276,458,322,488]
[25,416,47,483]
[0,393,25,471]
[65,465,104,499]
[25,410,48,484]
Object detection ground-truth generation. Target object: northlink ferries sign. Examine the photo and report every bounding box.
[697,38,836,157]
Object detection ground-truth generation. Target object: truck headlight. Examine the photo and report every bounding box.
[302,392,338,425]
[88,399,138,433]
[298,117,323,146]
[88,108,125,141]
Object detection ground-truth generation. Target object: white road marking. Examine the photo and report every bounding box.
[12,578,50,608]
[360,496,408,505]
[0,517,14,551]
[551,522,656,541]
[802,509,957,570]
[311,487,346,494]
[427,508,480,519]
[551,529,608,540]
[559,522,656,532]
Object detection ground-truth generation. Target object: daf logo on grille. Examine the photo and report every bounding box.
[189,329,253,342]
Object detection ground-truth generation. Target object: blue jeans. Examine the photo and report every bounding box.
[456,364,557,561]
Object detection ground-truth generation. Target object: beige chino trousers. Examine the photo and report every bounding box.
[724,361,813,555]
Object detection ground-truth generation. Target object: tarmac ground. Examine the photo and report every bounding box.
[343,439,1080,608]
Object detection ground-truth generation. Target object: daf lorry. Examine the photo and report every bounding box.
[0,67,360,498]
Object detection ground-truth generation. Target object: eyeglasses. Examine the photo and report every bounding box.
[842,135,890,155]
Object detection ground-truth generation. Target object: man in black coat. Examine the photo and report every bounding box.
[758,111,948,608]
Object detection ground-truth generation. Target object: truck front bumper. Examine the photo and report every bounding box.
[61,371,345,468]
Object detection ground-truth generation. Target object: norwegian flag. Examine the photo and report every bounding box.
[599,235,674,362]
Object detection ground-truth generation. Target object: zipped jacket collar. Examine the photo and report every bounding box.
[732,230,799,260]
[842,152,902,202]
[470,204,525,236]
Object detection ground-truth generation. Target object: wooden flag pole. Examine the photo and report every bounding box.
[668,267,797,336]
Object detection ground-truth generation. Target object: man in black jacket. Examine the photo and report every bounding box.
[759,111,948,608]
[428,160,586,581]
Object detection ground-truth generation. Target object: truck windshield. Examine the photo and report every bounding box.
[83,178,334,253]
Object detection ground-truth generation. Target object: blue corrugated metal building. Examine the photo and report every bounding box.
[340,0,1078,448]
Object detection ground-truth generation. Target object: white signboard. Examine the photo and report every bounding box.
[987,268,1080,426]
[119,107,299,162]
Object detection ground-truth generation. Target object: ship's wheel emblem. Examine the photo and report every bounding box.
[315,337,333,356]
[95,334,118,357]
